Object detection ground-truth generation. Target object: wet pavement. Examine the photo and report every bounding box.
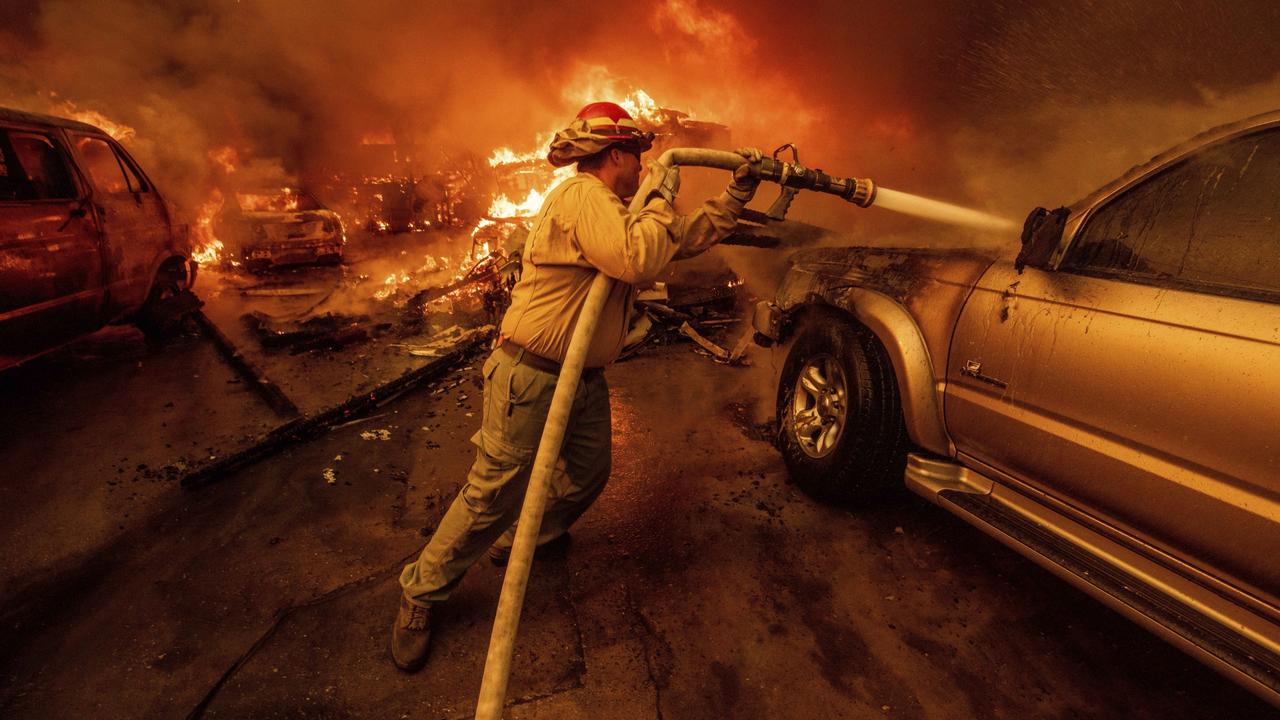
[1,333,1274,718]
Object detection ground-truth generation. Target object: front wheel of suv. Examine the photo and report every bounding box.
[137,262,200,340]
[776,311,910,505]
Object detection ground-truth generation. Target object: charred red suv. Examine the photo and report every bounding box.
[0,107,196,370]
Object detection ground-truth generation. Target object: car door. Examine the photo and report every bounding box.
[0,125,104,365]
[945,126,1280,608]
[67,132,169,316]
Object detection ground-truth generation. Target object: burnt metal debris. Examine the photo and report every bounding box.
[180,327,491,489]
[241,311,382,353]
[193,310,301,419]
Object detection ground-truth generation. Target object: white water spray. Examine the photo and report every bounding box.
[873,187,1016,232]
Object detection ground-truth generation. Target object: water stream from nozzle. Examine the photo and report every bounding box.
[872,187,1016,232]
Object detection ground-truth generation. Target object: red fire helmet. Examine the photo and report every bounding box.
[574,101,654,152]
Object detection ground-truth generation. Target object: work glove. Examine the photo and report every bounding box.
[727,147,762,203]
[645,158,681,205]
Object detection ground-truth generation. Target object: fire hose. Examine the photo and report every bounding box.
[651,146,877,216]
[474,147,877,719]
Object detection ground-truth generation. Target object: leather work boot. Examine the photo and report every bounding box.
[389,594,431,672]
[488,532,572,567]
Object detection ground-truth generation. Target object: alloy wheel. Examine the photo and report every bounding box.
[790,353,848,458]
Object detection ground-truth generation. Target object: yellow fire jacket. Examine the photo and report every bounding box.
[499,173,745,367]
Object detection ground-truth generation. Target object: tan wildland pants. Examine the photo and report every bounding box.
[399,347,610,604]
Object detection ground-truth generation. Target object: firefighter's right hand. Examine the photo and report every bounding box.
[645,158,681,205]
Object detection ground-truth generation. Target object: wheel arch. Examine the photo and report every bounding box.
[126,252,196,322]
[144,253,197,297]
[784,292,952,457]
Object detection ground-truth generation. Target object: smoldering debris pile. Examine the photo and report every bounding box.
[225,232,518,356]
[241,312,382,353]
[620,272,756,365]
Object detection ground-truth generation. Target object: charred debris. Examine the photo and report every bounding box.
[172,105,827,487]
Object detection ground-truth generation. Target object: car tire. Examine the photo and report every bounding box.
[137,265,199,340]
[776,311,910,505]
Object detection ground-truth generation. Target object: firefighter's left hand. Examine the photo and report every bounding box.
[646,158,681,205]
[729,147,762,202]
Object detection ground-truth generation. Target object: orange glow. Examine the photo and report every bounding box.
[650,0,755,54]
[208,145,239,175]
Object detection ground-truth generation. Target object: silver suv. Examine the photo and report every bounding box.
[753,111,1280,705]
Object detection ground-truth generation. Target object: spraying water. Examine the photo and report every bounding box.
[873,187,1017,232]
[653,148,1019,232]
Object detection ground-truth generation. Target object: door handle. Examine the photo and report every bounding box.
[961,359,1008,389]
[56,206,88,232]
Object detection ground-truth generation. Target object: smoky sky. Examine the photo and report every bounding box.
[2,0,1278,229]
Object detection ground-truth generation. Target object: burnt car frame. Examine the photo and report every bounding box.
[215,187,344,271]
[0,107,196,370]
[753,111,1280,704]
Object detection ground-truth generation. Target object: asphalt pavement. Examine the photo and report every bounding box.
[1,330,1273,718]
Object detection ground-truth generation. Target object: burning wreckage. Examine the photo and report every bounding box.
[0,91,829,489]
[226,97,779,366]
[214,187,346,270]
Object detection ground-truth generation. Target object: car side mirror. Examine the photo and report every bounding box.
[1016,206,1069,272]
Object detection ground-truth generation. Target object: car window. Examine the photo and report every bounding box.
[74,134,133,195]
[1064,127,1280,303]
[0,135,22,201]
[112,144,149,193]
[0,130,77,201]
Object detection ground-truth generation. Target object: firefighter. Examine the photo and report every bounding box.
[391,101,761,671]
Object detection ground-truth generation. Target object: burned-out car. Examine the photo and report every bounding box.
[0,107,196,370]
[753,111,1280,703]
[215,187,344,270]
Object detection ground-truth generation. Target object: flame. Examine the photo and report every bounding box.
[374,272,411,300]
[484,164,574,220]
[487,188,546,219]
[191,189,226,265]
[616,88,662,126]
[475,80,668,235]
[52,101,136,141]
[559,71,672,127]
[488,147,536,166]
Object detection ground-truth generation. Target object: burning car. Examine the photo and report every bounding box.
[215,187,344,270]
[0,107,196,370]
[753,111,1280,704]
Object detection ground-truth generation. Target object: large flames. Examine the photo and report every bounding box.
[190,189,225,266]
[480,86,666,224]
[129,77,676,298]
[52,100,137,141]
[189,145,241,265]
